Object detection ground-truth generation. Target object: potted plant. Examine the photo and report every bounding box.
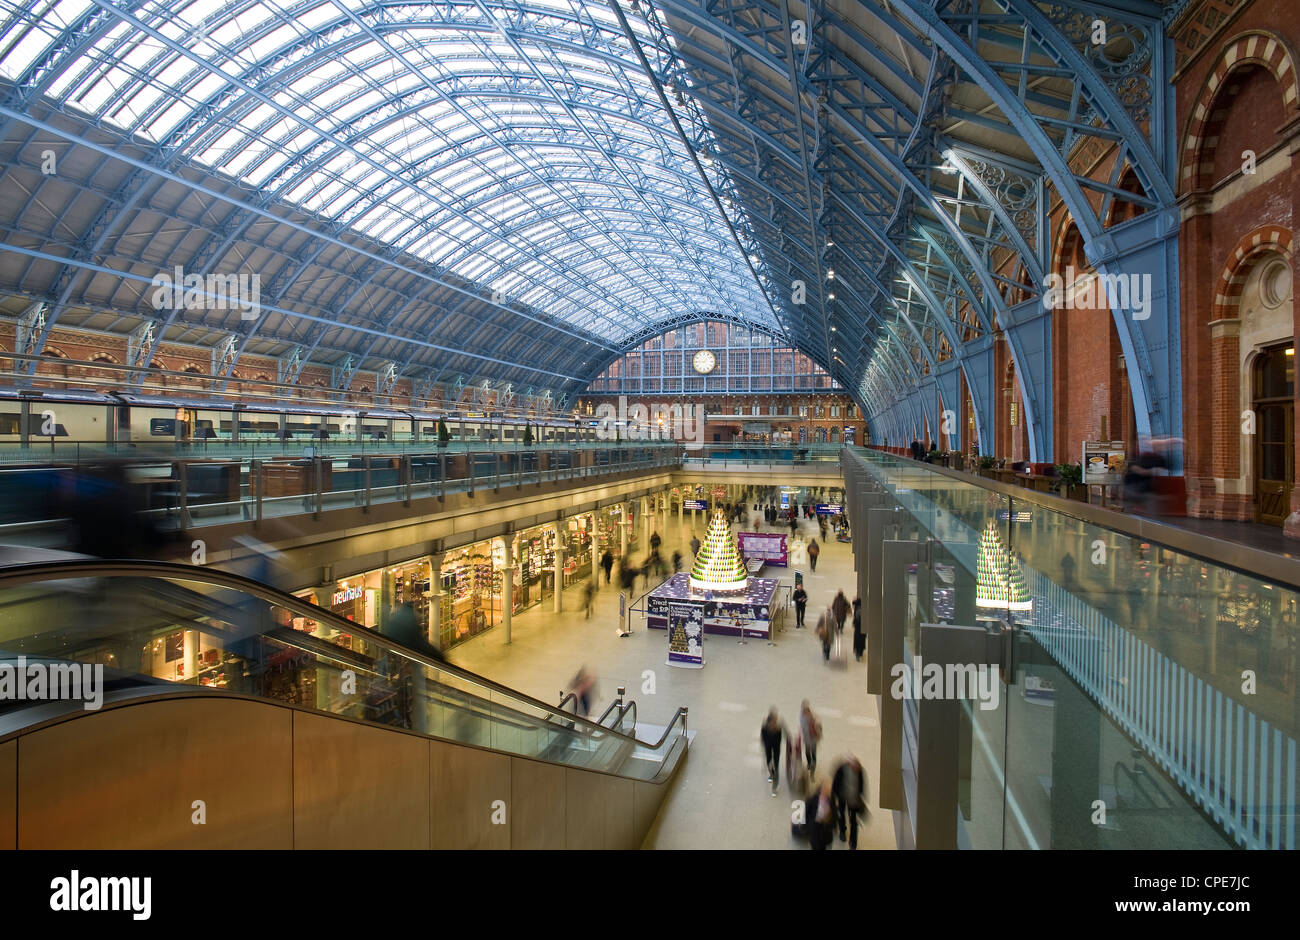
[927,448,943,465]
[1055,462,1086,501]
[436,418,451,448]
[523,423,534,447]
[977,455,997,477]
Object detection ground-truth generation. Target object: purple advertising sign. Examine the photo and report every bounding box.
[737,531,788,567]
[666,602,704,667]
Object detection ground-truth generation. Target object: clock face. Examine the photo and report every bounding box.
[692,349,717,374]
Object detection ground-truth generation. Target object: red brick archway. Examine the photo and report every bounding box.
[1180,30,1300,192]
[1212,226,1295,321]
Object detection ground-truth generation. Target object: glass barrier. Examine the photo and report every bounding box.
[849,448,1297,850]
[0,445,684,534]
[0,562,686,781]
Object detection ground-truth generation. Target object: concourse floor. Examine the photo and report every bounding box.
[446,513,897,850]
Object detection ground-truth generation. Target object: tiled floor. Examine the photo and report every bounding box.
[447,512,896,850]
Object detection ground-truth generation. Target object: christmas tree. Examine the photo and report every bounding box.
[975,520,1032,613]
[690,510,749,592]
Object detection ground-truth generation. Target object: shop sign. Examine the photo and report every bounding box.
[332,585,364,606]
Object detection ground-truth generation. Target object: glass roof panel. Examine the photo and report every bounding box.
[0,0,779,342]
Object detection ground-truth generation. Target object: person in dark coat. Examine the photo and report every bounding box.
[808,539,821,572]
[807,779,835,850]
[851,597,865,661]
[831,590,849,634]
[831,756,867,849]
[601,550,614,585]
[760,708,785,794]
[793,584,808,628]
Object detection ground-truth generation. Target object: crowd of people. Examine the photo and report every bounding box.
[504,485,873,850]
[761,701,868,850]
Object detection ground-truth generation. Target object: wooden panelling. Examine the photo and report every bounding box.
[633,779,668,847]
[293,711,429,849]
[510,759,566,850]
[603,776,635,850]
[0,740,13,850]
[565,768,605,850]
[6,695,679,849]
[17,698,293,849]
[431,740,511,849]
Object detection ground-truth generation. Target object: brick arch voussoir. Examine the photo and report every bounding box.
[1211,226,1294,322]
[1181,30,1300,193]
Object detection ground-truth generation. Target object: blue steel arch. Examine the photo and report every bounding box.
[0,0,1181,449]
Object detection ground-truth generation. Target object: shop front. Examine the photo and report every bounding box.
[439,540,500,649]
[512,523,559,613]
[561,515,595,589]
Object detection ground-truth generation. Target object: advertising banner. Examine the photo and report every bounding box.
[814,503,844,515]
[737,531,788,567]
[646,593,669,630]
[682,499,709,511]
[666,602,704,668]
[701,592,773,639]
[1082,440,1125,485]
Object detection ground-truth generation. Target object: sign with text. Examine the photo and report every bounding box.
[814,503,844,515]
[737,531,788,567]
[666,602,704,668]
[682,499,709,511]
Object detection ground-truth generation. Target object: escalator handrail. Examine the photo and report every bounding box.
[0,558,687,750]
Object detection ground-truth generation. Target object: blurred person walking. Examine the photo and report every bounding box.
[799,700,823,775]
[570,666,597,718]
[760,708,785,795]
[851,597,865,662]
[831,590,849,635]
[807,779,835,850]
[601,549,614,585]
[816,608,833,661]
[831,756,867,849]
[807,538,820,572]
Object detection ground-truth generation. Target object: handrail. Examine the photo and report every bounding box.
[844,447,1300,594]
[628,570,672,620]
[0,558,688,750]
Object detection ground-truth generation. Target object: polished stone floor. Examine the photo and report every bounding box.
[447,511,897,850]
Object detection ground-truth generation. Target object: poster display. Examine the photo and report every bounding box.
[667,602,704,668]
[737,531,788,566]
[703,597,772,637]
[1082,440,1125,485]
[682,498,709,511]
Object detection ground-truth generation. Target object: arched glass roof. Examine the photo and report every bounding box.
[0,0,778,337]
[0,0,1181,455]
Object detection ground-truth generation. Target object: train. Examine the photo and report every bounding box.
[0,387,595,448]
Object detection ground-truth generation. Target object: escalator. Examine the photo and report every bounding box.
[0,558,690,849]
